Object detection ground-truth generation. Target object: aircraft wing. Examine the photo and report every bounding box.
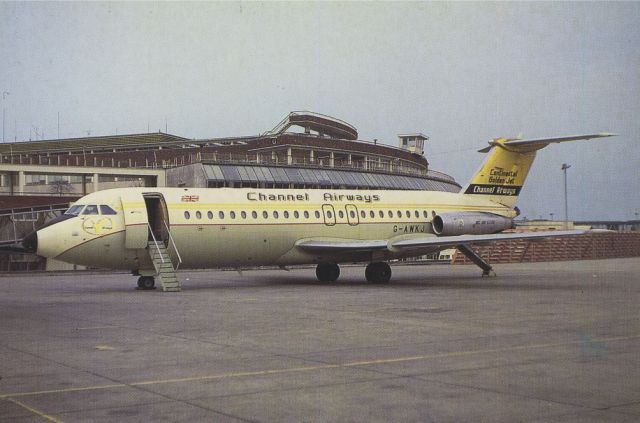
[390,230,588,249]
[296,230,590,254]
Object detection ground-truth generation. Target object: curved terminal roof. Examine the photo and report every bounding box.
[203,164,460,192]
[267,111,358,140]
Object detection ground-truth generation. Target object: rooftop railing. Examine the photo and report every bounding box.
[1,151,458,184]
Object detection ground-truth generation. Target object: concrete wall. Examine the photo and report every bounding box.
[166,163,207,188]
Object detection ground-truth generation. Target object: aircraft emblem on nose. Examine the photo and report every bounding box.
[82,218,114,236]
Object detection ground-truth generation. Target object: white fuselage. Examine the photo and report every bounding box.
[35,187,513,271]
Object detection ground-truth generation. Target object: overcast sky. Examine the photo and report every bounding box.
[1,2,638,220]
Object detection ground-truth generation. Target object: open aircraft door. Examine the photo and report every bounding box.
[345,204,359,226]
[322,204,336,226]
[120,191,148,249]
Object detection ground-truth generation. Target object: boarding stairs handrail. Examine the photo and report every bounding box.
[163,220,182,270]
[147,223,164,264]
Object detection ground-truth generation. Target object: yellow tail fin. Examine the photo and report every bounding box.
[462,133,615,207]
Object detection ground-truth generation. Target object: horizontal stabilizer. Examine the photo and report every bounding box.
[478,133,616,153]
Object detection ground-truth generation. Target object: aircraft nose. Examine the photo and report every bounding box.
[21,213,75,255]
[22,230,38,253]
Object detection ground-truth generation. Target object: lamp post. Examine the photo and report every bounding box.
[2,91,9,143]
[562,163,571,230]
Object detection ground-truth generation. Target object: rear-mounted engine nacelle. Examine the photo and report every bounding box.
[432,212,513,236]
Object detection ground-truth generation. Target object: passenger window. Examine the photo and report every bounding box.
[184,211,190,219]
[284,211,289,219]
[388,210,393,218]
[370,210,375,218]
[208,211,213,219]
[100,205,117,215]
[313,211,319,218]
[350,210,356,218]
[230,211,236,219]
[338,210,344,218]
[241,211,247,219]
[294,211,300,219]
[414,210,419,218]
[219,211,225,219]
[327,211,333,219]
[196,211,202,219]
[360,210,366,218]
[263,211,268,219]
[252,211,258,219]
[273,211,279,219]
[397,211,402,218]
[405,211,411,218]
[379,210,384,218]
[82,205,99,215]
[423,210,428,218]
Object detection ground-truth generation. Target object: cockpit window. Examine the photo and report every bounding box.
[65,205,85,216]
[82,205,99,215]
[100,205,117,215]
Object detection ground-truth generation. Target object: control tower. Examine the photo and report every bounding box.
[397,133,429,156]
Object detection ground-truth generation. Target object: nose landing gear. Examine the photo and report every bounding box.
[365,262,392,283]
[137,276,156,290]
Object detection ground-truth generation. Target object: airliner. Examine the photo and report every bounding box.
[5,133,615,290]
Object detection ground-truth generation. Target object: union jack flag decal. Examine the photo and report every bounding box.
[181,195,200,202]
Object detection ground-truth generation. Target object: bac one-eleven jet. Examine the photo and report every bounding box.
[5,133,614,291]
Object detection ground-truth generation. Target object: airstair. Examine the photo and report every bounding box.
[147,222,182,292]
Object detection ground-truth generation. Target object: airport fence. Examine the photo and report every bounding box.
[452,232,640,265]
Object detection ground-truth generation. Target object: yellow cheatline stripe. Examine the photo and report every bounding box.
[120,202,145,207]
[0,334,637,400]
[3,397,65,423]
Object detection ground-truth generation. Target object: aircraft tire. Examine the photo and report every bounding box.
[138,276,155,290]
[316,263,340,282]
[365,262,392,283]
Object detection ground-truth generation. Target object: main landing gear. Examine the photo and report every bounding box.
[137,276,156,290]
[314,262,392,284]
[316,262,340,282]
[365,262,392,283]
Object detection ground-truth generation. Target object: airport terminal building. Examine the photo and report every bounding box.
[0,111,461,270]
[0,112,459,197]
